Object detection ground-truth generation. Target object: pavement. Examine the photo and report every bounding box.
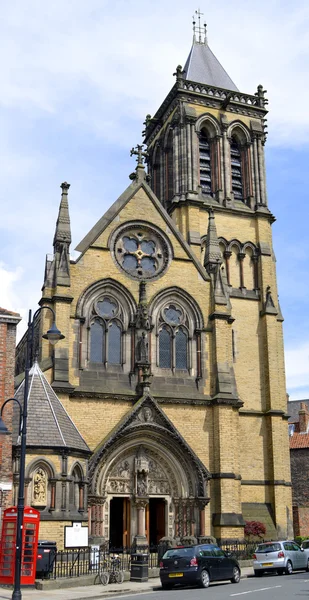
[0,566,254,599]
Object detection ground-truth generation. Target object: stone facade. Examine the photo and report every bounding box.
[15,32,292,547]
[0,308,21,526]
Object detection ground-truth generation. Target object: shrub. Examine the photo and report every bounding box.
[244,521,266,539]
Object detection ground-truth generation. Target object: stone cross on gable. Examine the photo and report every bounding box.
[130,144,148,167]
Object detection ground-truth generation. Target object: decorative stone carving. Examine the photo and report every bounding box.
[32,467,47,505]
[136,331,149,362]
[135,447,149,497]
[107,479,132,494]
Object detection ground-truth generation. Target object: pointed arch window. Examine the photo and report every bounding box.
[230,137,243,200]
[159,326,172,368]
[89,296,122,365]
[158,305,188,371]
[199,130,213,196]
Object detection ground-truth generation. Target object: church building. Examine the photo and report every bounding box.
[15,21,293,548]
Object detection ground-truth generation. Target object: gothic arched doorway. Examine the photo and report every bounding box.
[88,397,210,546]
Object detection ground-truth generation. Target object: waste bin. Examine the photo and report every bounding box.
[130,553,148,582]
[36,541,57,579]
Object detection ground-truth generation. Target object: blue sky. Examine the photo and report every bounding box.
[1,1,308,400]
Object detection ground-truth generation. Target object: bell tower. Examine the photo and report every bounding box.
[144,15,292,540]
[144,16,268,243]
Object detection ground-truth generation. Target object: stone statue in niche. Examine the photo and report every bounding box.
[33,467,47,505]
[135,446,149,497]
[136,472,148,496]
[136,331,149,363]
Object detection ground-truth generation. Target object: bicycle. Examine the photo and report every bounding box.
[99,554,124,585]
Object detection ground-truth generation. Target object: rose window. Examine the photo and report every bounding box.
[112,225,170,280]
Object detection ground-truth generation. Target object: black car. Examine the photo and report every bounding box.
[159,544,241,589]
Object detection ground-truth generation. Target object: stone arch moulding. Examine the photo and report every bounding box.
[25,457,56,480]
[195,113,221,138]
[70,461,85,478]
[227,120,251,144]
[75,278,137,325]
[148,286,204,332]
[89,393,210,500]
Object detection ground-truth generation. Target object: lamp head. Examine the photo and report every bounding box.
[0,415,11,435]
[42,322,65,346]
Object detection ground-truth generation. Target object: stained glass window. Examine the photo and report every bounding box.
[108,322,121,364]
[97,298,117,318]
[90,320,104,362]
[175,328,188,369]
[164,305,182,325]
[113,225,170,280]
[159,327,172,368]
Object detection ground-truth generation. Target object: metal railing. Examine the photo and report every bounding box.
[41,539,266,580]
[45,545,159,580]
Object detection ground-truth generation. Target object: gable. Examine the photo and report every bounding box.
[75,176,209,281]
[89,392,211,496]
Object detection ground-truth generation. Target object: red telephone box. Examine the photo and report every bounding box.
[0,506,40,585]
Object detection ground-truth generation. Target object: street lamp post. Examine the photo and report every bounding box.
[0,307,64,600]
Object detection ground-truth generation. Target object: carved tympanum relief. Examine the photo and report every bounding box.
[105,447,171,497]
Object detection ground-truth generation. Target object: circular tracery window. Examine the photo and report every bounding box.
[111,224,171,280]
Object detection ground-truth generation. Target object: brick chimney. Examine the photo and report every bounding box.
[299,402,309,433]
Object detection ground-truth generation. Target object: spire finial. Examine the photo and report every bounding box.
[53,181,71,248]
[195,8,205,43]
[192,14,196,42]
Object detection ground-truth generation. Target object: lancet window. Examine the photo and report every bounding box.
[150,289,204,378]
[69,465,84,513]
[89,297,122,365]
[158,305,189,370]
[76,279,136,373]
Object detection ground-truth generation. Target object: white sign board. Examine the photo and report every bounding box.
[64,522,89,548]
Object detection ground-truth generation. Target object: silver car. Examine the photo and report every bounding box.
[253,541,309,576]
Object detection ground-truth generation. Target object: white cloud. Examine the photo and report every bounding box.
[0,1,308,146]
[285,341,309,399]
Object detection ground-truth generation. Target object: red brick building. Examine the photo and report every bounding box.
[289,400,309,537]
[0,308,21,523]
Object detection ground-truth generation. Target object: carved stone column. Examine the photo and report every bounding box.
[252,135,261,204]
[257,136,266,205]
[134,499,149,549]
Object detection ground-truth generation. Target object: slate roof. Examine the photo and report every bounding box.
[288,399,309,421]
[13,362,90,453]
[183,41,239,91]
